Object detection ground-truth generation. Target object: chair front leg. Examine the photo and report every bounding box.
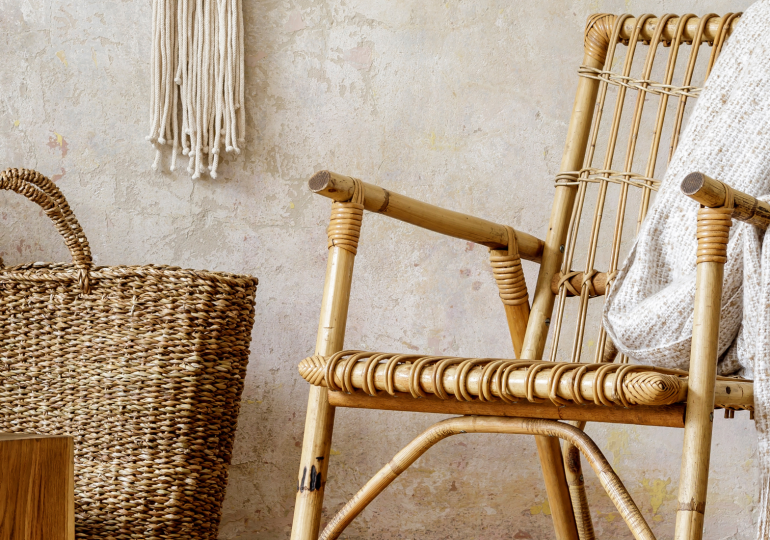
[291,184,365,540]
[490,229,580,540]
[674,205,733,540]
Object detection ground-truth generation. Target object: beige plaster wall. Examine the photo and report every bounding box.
[0,0,760,538]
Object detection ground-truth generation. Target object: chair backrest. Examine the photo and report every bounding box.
[523,14,741,364]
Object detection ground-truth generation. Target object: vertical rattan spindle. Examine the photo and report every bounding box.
[291,176,365,540]
[673,204,733,540]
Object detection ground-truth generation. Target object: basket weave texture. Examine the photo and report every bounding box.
[0,168,258,539]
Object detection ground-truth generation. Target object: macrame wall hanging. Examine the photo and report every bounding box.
[147,0,245,179]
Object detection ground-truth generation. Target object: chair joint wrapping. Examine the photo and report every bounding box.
[696,202,733,264]
[489,225,529,306]
[327,177,365,255]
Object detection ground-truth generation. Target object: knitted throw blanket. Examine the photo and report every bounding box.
[603,1,770,533]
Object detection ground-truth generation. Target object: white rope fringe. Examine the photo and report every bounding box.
[147,0,245,179]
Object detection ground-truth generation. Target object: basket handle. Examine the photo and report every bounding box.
[0,168,93,292]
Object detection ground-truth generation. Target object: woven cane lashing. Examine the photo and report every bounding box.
[0,169,258,539]
[549,13,741,363]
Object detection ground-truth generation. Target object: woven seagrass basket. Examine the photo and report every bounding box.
[0,168,258,539]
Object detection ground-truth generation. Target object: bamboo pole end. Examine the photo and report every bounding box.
[681,172,708,198]
[309,170,333,192]
[309,170,358,203]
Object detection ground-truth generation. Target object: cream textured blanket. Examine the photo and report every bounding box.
[603,1,770,533]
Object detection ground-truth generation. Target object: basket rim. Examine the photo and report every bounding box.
[0,262,259,287]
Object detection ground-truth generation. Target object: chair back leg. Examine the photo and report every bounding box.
[564,424,596,540]
[518,37,608,538]
[535,436,581,539]
[291,193,364,540]
[674,206,733,540]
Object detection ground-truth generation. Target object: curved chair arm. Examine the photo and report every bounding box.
[308,170,545,263]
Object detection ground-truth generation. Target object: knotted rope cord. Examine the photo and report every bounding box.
[489,225,529,306]
[327,178,365,255]
[147,0,245,179]
[696,184,734,264]
[577,65,703,98]
[300,352,716,408]
[555,169,661,191]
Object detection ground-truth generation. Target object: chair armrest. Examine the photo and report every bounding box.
[309,170,545,263]
[681,172,770,228]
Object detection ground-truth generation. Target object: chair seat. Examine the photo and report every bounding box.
[298,350,753,412]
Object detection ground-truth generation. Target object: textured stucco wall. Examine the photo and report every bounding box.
[0,0,760,538]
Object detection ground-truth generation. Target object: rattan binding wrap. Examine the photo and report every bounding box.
[696,207,733,263]
[300,351,726,408]
[489,226,529,306]
[326,177,365,255]
[298,351,754,411]
[0,168,258,539]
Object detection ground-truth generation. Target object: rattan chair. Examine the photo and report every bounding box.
[291,13,754,540]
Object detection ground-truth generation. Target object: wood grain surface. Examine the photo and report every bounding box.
[0,434,74,540]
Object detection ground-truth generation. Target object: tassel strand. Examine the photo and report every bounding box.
[147,0,245,179]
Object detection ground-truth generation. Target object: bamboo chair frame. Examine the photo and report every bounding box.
[292,13,750,540]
